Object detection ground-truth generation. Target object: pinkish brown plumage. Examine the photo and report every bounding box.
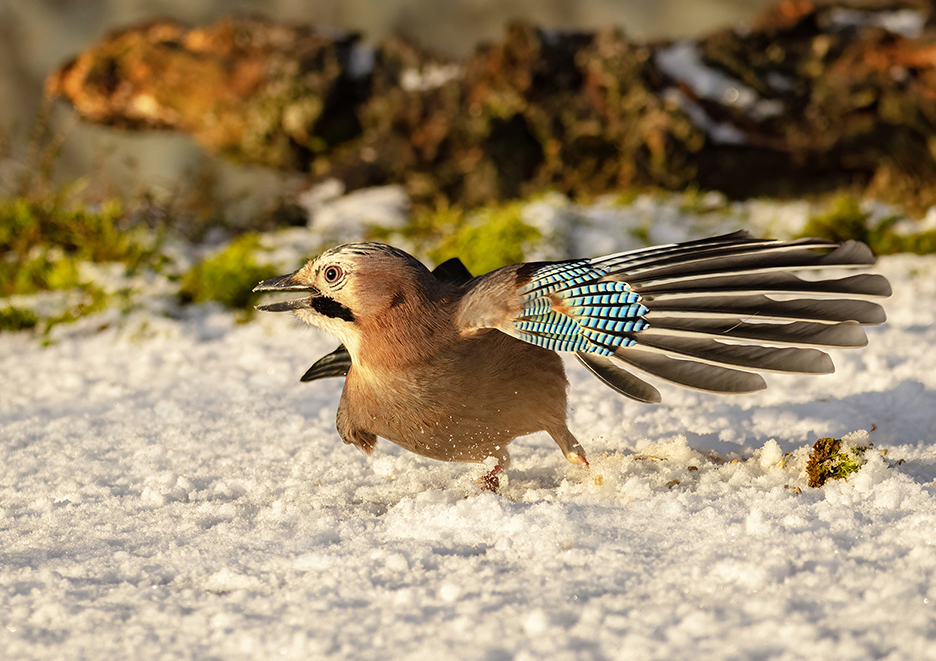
[254,233,890,484]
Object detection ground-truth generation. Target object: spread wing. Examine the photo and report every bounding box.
[457,231,891,403]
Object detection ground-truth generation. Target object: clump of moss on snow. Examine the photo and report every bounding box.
[0,195,158,333]
[800,195,936,255]
[805,435,873,488]
[428,201,541,275]
[178,233,281,318]
[0,305,39,332]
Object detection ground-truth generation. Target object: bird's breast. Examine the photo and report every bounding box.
[343,332,570,463]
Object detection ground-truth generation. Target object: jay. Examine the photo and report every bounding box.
[254,231,890,483]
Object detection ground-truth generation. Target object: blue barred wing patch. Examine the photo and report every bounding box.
[510,262,648,356]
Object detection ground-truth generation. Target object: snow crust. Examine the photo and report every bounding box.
[2,231,936,658]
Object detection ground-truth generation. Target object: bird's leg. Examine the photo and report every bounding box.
[549,426,589,469]
[479,464,503,492]
[337,395,378,454]
[477,452,511,492]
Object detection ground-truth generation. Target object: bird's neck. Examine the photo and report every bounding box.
[347,291,460,378]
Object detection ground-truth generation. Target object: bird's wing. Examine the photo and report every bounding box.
[431,256,475,287]
[301,345,353,381]
[457,231,891,403]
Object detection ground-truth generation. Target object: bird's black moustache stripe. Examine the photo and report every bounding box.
[311,296,355,322]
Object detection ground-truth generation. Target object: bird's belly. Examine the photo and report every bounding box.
[348,335,569,463]
[370,398,523,463]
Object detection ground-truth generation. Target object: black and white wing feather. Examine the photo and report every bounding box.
[459,231,891,403]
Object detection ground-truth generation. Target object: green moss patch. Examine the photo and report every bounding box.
[800,195,936,255]
[0,196,152,296]
[45,286,111,332]
[424,201,542,275]
[0,195,161,333]
[178,233,281,316]
[800,196,869,245]
[367,198,546,274]
[0,306,39,332]
[805,436,872,488]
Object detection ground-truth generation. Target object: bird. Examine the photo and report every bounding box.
[253,231,891,488]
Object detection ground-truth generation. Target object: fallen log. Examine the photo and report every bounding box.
[45,1,936,210]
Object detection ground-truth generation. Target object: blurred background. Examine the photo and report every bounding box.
[18,0,933,336]
[0,0,771,204]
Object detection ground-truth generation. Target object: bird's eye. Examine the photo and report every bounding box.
[323,265,343,284]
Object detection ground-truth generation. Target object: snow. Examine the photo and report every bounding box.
[827,8,926,39]
[348,45,377,80]
[655,42,784,129]
[661,88,748,145]
[298,180,411,243]
[2,221,936,659]
[400,63,463,92]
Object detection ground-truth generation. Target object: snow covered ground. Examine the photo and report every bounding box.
[2,221,936,659]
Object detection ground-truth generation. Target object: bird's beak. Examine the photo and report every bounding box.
[253,273,320,312]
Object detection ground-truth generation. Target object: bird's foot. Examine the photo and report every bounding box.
[478,464,503,492]
[566,452,590,470]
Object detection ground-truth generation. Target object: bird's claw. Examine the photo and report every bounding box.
[567,452,590,470]
[478,464,503,492]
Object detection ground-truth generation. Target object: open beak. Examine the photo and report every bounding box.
[253,273,319,312]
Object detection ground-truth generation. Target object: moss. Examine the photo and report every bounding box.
[0,306,39,331]
[805,436,872,488]
[0,195,155,297]
[799,195,870,245]
[0,197,149,272]
[800,195,936,256]
[427,201,542,275]
[178,233,281,316]
[43,286,110,333]
[0,194,161,333]
[0,255,79,298]
[612,189,641,207]
[628,221,652,246]
[678,187,728,216]
[368,200,465,254]
[869,222,936,255]
[370,198,544,274]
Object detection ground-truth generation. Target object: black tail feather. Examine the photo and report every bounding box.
[645,295,886,325]
[613,349,769,394]
[576,352,662,403]
[638,317,868,348]
[635,272,891,300]
[623,334,835,374]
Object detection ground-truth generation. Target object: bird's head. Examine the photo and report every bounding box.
[253,243,437,354]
